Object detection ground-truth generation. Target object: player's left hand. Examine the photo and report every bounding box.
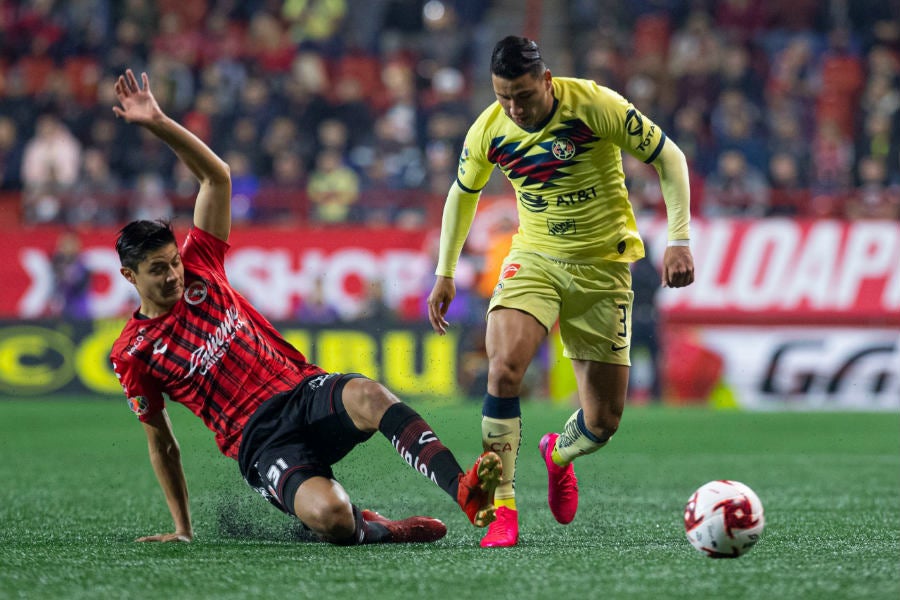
[112,69,164,126]
[427,276,456,335]
[662,246,694,288]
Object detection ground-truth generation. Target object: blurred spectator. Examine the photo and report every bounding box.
[767,151,809,216]
[222,117,264,174]
[296,276,339,324]
[261,116,303,176]
[846,155,900,220]
[225,150,260,223]
[810,118,855,195]
[282,0,347,49]
[856,112,895,169]
[717,42,766,106]
[670,103,715,176]
[354,279,398,324]
[766,105,811,180]
[623,153,664,217]
[129,171,172,221]
[710,89,768,172]
[813,27,865,139]
[579,36,628,90]
[267,151,308,190]
[668,10,723,109]
[765,35,817,110]
[69,147,121,225]
[50,232,91,320]
[246,10,295,74]
[21,114,83,223]
[0,116,24,191]
[234,76,278,136]
[306,148,360,223]
[713,0,768,44]
[702,149,770,217]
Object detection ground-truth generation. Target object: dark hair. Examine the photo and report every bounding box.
[116,220,177,271]
[490,36,546,79]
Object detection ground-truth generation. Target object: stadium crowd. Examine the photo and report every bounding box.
[0,0,898,227]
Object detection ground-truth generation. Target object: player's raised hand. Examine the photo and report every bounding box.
[662,245,695,288]
[427,276,456,335]
[112,69,164,126]
[136,531,193,543]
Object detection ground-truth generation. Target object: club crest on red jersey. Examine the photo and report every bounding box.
[184,280,208,305]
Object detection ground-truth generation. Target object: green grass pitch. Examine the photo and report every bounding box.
[1,397,898,600]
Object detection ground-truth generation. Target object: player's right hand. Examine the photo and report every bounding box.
[427,276,456,335]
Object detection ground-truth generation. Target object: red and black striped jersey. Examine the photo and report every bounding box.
[110,227,325,459]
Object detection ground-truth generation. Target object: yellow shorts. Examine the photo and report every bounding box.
[487,249,634,365]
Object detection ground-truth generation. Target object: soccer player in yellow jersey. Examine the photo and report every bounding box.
[427,36,695,547]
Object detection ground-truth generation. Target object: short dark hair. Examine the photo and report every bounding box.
[116,220,177,271]
[490,36,546,79]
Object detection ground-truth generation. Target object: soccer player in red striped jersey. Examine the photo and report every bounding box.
[109,69,501,546]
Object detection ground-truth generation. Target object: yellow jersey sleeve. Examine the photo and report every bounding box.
[456,77,672,263]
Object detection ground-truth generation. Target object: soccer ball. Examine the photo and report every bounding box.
[684,480,765,558]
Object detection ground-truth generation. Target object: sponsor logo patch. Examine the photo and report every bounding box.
[548,218,576,235]
[127,396,149,416]
[500,263,521,280]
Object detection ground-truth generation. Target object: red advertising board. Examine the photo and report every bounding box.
[4,218,898,323]
[0,226,433,321]
[640,218,900,325]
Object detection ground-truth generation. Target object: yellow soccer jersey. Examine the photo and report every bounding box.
[457,77,666,263]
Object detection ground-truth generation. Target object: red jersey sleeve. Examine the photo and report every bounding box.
[111,334,166,422]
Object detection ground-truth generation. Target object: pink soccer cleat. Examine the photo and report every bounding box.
[539,433,579,524]
[480,506,519,547]
[361,510,447,543]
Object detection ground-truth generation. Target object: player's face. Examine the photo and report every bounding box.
[492,69,554,130]
[121,243,184,317]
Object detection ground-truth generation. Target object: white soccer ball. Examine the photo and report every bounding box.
[684,479,765,558]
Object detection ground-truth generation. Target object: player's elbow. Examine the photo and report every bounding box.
[659,138,687,169]
[150,437,181,462]
[209,158,231,184]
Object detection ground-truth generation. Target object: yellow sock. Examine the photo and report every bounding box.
[554,409,608,465]
[482,415,521,510]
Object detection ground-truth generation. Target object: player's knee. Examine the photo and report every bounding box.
[345,378,398,431]
[487,358,525,391]
[304,496,355,541]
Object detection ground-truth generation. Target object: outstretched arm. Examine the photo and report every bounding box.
[651,139,695,288]
[113,69,232,242]
[138,409,193,543]
[427,182,481,334]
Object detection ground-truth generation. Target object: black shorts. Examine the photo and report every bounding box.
[237,372,372,516]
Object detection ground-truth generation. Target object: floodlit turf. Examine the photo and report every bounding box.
[1,397,898,600]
